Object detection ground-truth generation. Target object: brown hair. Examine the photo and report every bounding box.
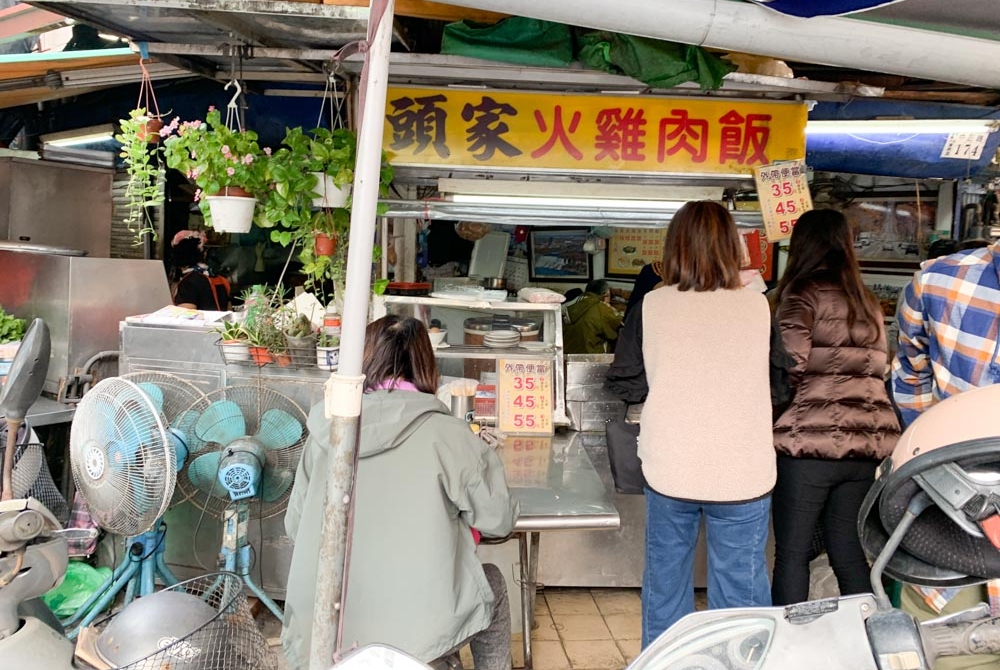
[775,208,882,345]
[660,201,743,291]
[362,315,439,394]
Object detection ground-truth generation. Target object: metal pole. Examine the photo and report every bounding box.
[309,0,394,668]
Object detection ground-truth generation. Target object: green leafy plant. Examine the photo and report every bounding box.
[0,307,26,344]
[317,332,340,348]
[115,107,165,244]
[239,285,285,350]
[283,313,314,338]
[215,320,247,342]
[263,125,395,300]
[162,107,272,228]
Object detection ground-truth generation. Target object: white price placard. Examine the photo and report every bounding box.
[753,161,813,242]
[497,357,554,435]
[940,132,989,160]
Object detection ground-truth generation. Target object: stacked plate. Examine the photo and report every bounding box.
[483,329,521,348]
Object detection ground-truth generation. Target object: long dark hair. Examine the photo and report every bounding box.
[775,209,881,344]
[661,201,743,291]
[362,315,439,394]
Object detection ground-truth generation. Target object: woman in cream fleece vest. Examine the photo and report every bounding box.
[615,202,776,648]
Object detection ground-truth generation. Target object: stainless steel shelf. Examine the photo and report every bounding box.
[435,345,556,360]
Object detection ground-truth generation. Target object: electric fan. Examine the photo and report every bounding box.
[177,384,307,621]
[64,372,206,637]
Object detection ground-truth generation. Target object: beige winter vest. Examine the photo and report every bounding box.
[638,285,776,502]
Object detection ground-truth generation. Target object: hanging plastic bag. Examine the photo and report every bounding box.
[40,561,112,618]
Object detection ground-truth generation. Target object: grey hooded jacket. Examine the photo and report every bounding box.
[281,389,518,669]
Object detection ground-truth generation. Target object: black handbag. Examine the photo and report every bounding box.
[605,409,647,495]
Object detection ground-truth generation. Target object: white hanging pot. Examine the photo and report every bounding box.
[310,172,350,209]
[206,188,256,233]
[316,346,339,371]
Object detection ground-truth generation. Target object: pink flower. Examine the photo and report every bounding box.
[226,167,235,176]
[242,154,254,165]
[194,188,202,202]
[263,147,272,156]
[221,145,231,156]
[208,105,216,112]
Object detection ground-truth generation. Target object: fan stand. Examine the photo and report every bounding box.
[221,501,284,621]
[61,520,178,639]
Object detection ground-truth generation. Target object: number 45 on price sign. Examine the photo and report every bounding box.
[753,160,813,242]
[497,357,554,435]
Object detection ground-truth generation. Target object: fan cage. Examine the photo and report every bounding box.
[94,572,277,670]
[70,378,176,537]
[176,385,306,520]
[121,372,207,424]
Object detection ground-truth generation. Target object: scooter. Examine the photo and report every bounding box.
[0,319,82,669]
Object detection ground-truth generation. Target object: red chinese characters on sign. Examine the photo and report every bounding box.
[386,91,781,169]
[753,161,813,242]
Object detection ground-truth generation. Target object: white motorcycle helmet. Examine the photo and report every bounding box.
[859,383,1000,587]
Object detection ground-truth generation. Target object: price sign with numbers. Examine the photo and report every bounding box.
[940,132,989,160]
[498,435,552,487]
[753,160,813,242]
[497,357,554,435]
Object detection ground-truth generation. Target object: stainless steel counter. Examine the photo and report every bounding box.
[26,397,76,426]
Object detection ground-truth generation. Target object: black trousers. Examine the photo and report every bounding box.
[771,454,878,606]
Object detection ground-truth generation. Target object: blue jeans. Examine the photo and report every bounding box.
[642,489,772,648]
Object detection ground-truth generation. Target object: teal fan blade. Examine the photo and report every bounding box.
[173,409,205,454]
[187,451,229,498]
[137,382,164,413]
[195,400,246,445]
[255,408,303,451]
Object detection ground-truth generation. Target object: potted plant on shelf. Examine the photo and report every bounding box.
[239,284,283,365]
[316,331,340,371]
[116,107,166,244]
[215,320,250,363]
[163,107,271,234]
[283,313,317,365]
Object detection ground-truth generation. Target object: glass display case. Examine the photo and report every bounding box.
[381,295,570,426]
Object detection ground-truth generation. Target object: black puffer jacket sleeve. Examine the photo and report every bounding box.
[604,298,648,403]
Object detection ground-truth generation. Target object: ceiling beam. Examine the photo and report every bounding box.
[321,0,505,23]
[0,2,68,44]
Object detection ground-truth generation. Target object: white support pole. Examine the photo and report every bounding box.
[309,1,394,668]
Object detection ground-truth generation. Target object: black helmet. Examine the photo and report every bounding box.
[859,384,1000,587]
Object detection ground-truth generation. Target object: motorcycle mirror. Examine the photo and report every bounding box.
[0,319,50,501]
[0,319,51,422]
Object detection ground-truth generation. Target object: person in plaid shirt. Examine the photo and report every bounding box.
[892,240,1000,670]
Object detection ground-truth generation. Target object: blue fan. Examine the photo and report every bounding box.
[64,372,207,639]
[177,385,307,624]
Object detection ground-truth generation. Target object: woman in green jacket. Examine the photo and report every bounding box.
[282,315,519,669]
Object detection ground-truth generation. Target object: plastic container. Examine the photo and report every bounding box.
[323,309,342,338]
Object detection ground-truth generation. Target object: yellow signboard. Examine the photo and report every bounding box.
[752,161,813,242]
[496,357,554,436]
[383,86,806,175]
[606,228,667,278]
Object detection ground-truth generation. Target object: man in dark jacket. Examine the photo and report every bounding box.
[564,279,622,354]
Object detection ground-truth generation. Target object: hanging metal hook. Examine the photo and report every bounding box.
[224,79,242,110]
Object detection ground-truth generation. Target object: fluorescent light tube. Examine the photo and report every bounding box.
[448,194,688,210]
[807,119,998,135]
[41,123,115,147]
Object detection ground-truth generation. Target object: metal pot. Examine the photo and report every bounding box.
[481,277,507,290]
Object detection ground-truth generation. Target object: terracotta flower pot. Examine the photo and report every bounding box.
[248,345,273,365]
[136,118,164,143]
[274,352,292,368]
[314,232,335,257]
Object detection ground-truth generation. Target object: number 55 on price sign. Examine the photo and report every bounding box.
[497,357,554,435]
[753,160,813,242]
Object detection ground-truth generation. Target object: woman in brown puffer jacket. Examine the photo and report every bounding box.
[771,209,900,605]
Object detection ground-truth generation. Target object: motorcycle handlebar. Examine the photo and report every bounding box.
[923,617,1000,659]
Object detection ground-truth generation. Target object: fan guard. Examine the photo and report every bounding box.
[70,378,176,536]
[177,385,306,519]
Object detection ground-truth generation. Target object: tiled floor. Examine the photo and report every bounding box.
[269,587,708,670]
[462,588,648,670]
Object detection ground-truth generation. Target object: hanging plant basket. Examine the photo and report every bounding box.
[136,118,164,143]
[206,187,256,234]
[310,171,350,209]
[314,232,335,257]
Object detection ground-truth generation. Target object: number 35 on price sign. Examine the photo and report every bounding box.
[497,358,554,435]
[753,160,813,242]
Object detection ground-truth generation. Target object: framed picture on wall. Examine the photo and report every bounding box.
[837,196,938,271]
[605,227,667,279]
[527,228,592,282]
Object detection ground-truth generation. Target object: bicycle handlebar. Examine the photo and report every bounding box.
[923,617,1000,659]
